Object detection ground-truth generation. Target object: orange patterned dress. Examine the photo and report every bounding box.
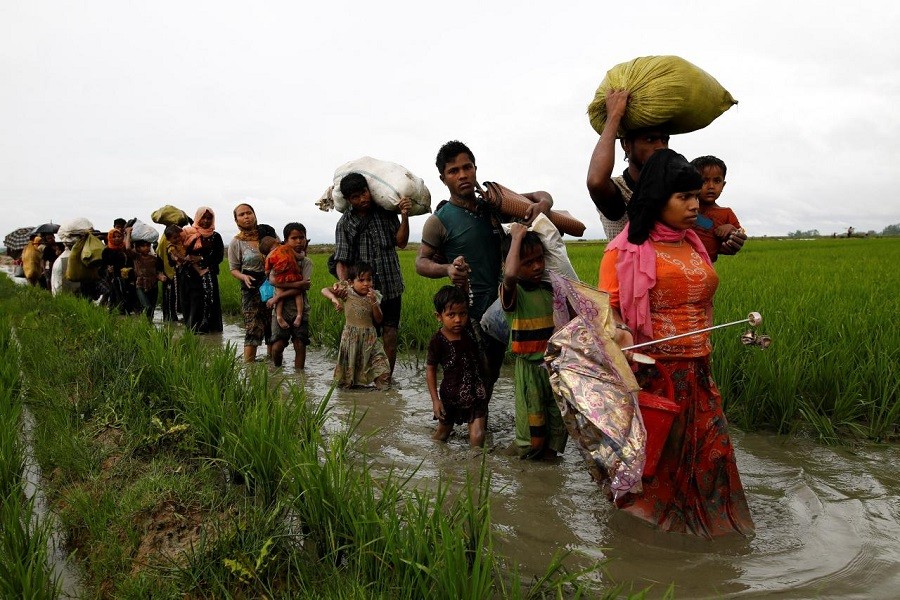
[600,241,754,537]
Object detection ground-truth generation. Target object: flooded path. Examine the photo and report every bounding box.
[206,321,900,599]
[4,263,896,599]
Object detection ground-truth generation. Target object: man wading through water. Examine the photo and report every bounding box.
[586,89,747,254]
[332,172,411,380]
[415,140,553,420]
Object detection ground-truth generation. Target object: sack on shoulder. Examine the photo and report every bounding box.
[66,237,99,282]
[80,233,105,268]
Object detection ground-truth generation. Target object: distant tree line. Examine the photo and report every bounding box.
[786,223,900,238]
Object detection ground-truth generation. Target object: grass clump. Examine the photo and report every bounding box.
[0,312,62,598]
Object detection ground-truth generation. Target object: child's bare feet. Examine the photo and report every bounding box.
[276,315,289,329]
[292,315,302,327]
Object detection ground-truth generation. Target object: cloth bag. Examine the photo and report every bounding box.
[151,205,192,227]
[65,236,100,282]
[130,220,159,243]
[316,157,431,216]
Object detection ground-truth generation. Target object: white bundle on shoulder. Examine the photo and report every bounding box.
[315,156,431,216]
[57,218,94,243]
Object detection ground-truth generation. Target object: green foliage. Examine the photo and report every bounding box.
[222,239,900,442]
[707,238,900,441]
[882,223,900,236]
[0,275,612,598]
[786,229,821,238]
[0,311,61,598]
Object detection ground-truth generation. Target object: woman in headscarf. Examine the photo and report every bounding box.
[178,207,224,333]
[101,225,135,313]
[599,148,754,538]
[227,203,274,362]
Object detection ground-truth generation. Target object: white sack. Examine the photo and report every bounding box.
[317,157,431,216]
[130,219,160,243]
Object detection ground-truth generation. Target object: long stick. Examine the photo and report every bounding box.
[622,312,761,351]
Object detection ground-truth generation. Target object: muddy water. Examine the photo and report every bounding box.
[5,271,898,598]
[198,320,900,600]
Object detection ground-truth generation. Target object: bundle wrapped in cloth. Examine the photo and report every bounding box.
[129,219,160,243]
[151,205,192,227]
[316,156,431,216]
[477,181,586,238]
[588,55,737,136]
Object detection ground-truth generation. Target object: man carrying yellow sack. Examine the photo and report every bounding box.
[21,236,44,287]
[585,56,745,249]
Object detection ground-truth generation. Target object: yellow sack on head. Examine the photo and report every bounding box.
[587,56,737,136]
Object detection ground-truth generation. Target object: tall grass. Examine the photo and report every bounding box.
[221,238,900,441]
[708,238,900,441]
[0,312,62,598]
[1,276,617,597]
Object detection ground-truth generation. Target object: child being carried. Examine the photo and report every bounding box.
[260,236,305,329]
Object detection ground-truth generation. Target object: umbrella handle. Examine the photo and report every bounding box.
[622,312,763,351]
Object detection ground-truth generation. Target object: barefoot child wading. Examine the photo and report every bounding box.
[267,223,312,369]
[501,223,567,459]
[426,285,488,447]
[321,261,391,389]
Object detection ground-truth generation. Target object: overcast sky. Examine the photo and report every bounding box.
[3,0,899,244]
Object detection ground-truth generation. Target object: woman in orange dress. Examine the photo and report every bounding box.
[599,149,754,538]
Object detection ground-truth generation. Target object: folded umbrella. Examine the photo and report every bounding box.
[544,272,646,500]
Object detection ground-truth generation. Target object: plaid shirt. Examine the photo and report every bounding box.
[334,206,404,299]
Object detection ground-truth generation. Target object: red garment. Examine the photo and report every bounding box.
[264,244,302,284]
[600,242,754,537]
[693,205,741,262]
[620,359,754,537]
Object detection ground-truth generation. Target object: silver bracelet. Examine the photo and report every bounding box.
[615,322,632,334]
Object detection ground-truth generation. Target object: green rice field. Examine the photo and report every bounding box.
[1,236,897,597]
[220,236,900,443]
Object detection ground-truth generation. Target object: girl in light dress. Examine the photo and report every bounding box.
[321,261,391,389]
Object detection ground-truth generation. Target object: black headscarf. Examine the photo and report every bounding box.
[626,149,702,244]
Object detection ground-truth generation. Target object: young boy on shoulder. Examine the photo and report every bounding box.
[426,285,489,447]
[501,223,567,460]
[266,223,312,369]
[690,155,746,261]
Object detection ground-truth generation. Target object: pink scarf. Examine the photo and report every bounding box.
[194,206,216,238]
[605,222,711,343]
